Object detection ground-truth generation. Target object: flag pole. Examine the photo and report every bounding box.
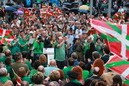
[108,0,112,18]
[90,0,93,16]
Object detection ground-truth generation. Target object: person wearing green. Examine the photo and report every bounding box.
[0,76,11,84]
[63,58,74,79]
[22,51,33,70]
[0,56,5,63]
[37,0,42,3]
[22,76,31,84]
[65,71,83,86]
[18,35,28,52]
[29,60,40,78]
[0,49,14,64]
[9,36,20,55]
[95,38,104,55]
[4,57,14,79]
[33,36,44,61]
[82,70,89,81]
[83,41,90,55]
[17,67,32,84]
[54,36,66,69]
[0,68,11,84]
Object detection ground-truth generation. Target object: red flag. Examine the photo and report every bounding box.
[0,29,14,44]
[90,19,129,60]
[105,55,129,79]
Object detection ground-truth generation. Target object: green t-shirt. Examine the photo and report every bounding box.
[22,76,31,84]
[25,60,32,70]
[96,44,103,55]
[63,66,73,79]
[9,40,20,55]
[18,37,28,52]
[54,42,65,61]
[0,56,6,63]
[29,69,38,78]
[0,76,10,84]
[71,79,83,85]
[33,41,44,54]
[83,42,90,54]
[82,70,89,80]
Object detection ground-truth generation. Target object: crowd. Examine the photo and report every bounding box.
[0,0,129,86]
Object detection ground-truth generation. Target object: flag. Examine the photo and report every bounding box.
[54,7,62,14]
[24,8,31,16]
[90,19,129,60]
[124,80,129,85]
[0,29,14,44]
[105,55,129,79]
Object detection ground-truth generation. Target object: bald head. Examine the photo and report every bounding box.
[4,49,11,57]
[21,81,29,86]
[71,52,78,59]
[49,60,57,67]
[38,65,45,73]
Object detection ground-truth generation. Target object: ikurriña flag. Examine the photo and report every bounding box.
[105,55,129,85]
[0,29,14,44]
[90,19,129,60]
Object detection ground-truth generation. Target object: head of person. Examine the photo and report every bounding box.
[14,52,22,62]
[57,70,64,80]
[93,67,100,76]
[0,67,8,76]
[56,32,62,37]
[72,66,83,80]
[31,72,44,84]
[21,81,29,86]
[38,65,45,73]
[67,71,78,80]
[71,52,78,60]
[17,67,26,78]
[96,38,103,44]
[82,32,88,39]
[67,57,74,66]
[37,35,43,42]
[87,36,93,43]
[90,42,96,51]
[79,61,86,70]
[92,51,101,60]
[0,62,5,68]
[39,54,47,64]
[57,36,64,43]
[4,49,11,57]
[95,80,107,86]
[22,51,28,59]
[103,45,110,54]
[49,70,60,81]
[33,60,41,70]
[42,31,47,37]
[5,57,12,65]
[49,81,60,86]
[49,60,57,67]
[85,62,92,72]
[90,79,98,86]
[112,75,122,86]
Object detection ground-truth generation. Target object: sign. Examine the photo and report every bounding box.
[43,48,54,64]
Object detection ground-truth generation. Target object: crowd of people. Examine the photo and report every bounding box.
[0,0,129,86]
